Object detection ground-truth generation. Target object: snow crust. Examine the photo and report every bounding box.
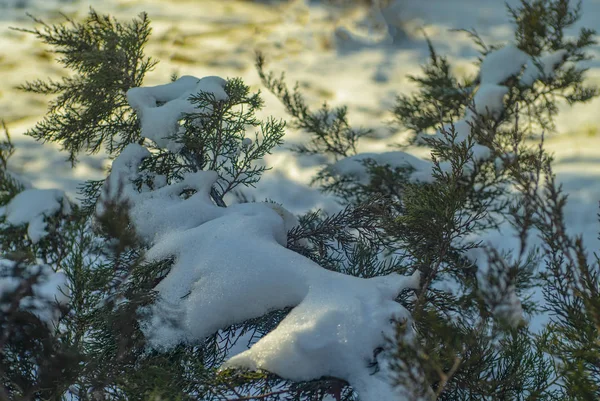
[104,135,419,400]
[0,259,69,326]
[127,75,228,150]
[4,188,71,243]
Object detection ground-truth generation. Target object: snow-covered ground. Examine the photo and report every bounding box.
[1,0,600,287]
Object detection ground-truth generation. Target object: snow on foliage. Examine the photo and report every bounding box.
[520,49,568,86]
[329,151,437,184]
[4,188,71,243]
[472,84,509,117]
[102,142,420,401]
[479,44,530,85]
[127,75,228,151]
[104,76,424,400]
[330,42,545,327]
[0,259,69,326]
[333,41,564,188]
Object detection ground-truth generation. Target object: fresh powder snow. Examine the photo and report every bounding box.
[479,44,530,85]
[520,49,568,86]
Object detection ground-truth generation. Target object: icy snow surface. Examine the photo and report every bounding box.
[102,140,420,401]
[4,188,71,243]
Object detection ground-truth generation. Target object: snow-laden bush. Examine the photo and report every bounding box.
[1,1,600,400]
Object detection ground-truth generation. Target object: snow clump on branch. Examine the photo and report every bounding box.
[119,76,423,401]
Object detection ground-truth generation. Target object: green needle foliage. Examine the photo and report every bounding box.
[15,10,157,164]
[1,1,600,400]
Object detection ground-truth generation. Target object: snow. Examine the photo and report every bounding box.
[472,84,509,117]
[337,42,528,188]
[224,272,419,401]
[0,259,69,326]
[127,75,228,150]
[328,151,436,184]
[102,137,420,401]
[480,44,530,85]
[521,49,568,86]
[4,188,71,243]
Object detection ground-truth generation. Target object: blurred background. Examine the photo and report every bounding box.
[0,0,599,222]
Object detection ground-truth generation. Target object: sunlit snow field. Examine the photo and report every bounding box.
[1,0,599,255]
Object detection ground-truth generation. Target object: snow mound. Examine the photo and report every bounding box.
[127,75,228,150]
[102,126,419,400]
[4,188,71,243]
[225,272,419,400]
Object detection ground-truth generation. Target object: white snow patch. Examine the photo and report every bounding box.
[480,44,530,85]
[127,75,228,150]
[4,188,71,243]
[329,151,436,184]
[521,50,568,86]
[472,84,509,117]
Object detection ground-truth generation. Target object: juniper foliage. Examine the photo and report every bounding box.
[1,1,599,401]
[15,10,157,164]
[259,0,599,399]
